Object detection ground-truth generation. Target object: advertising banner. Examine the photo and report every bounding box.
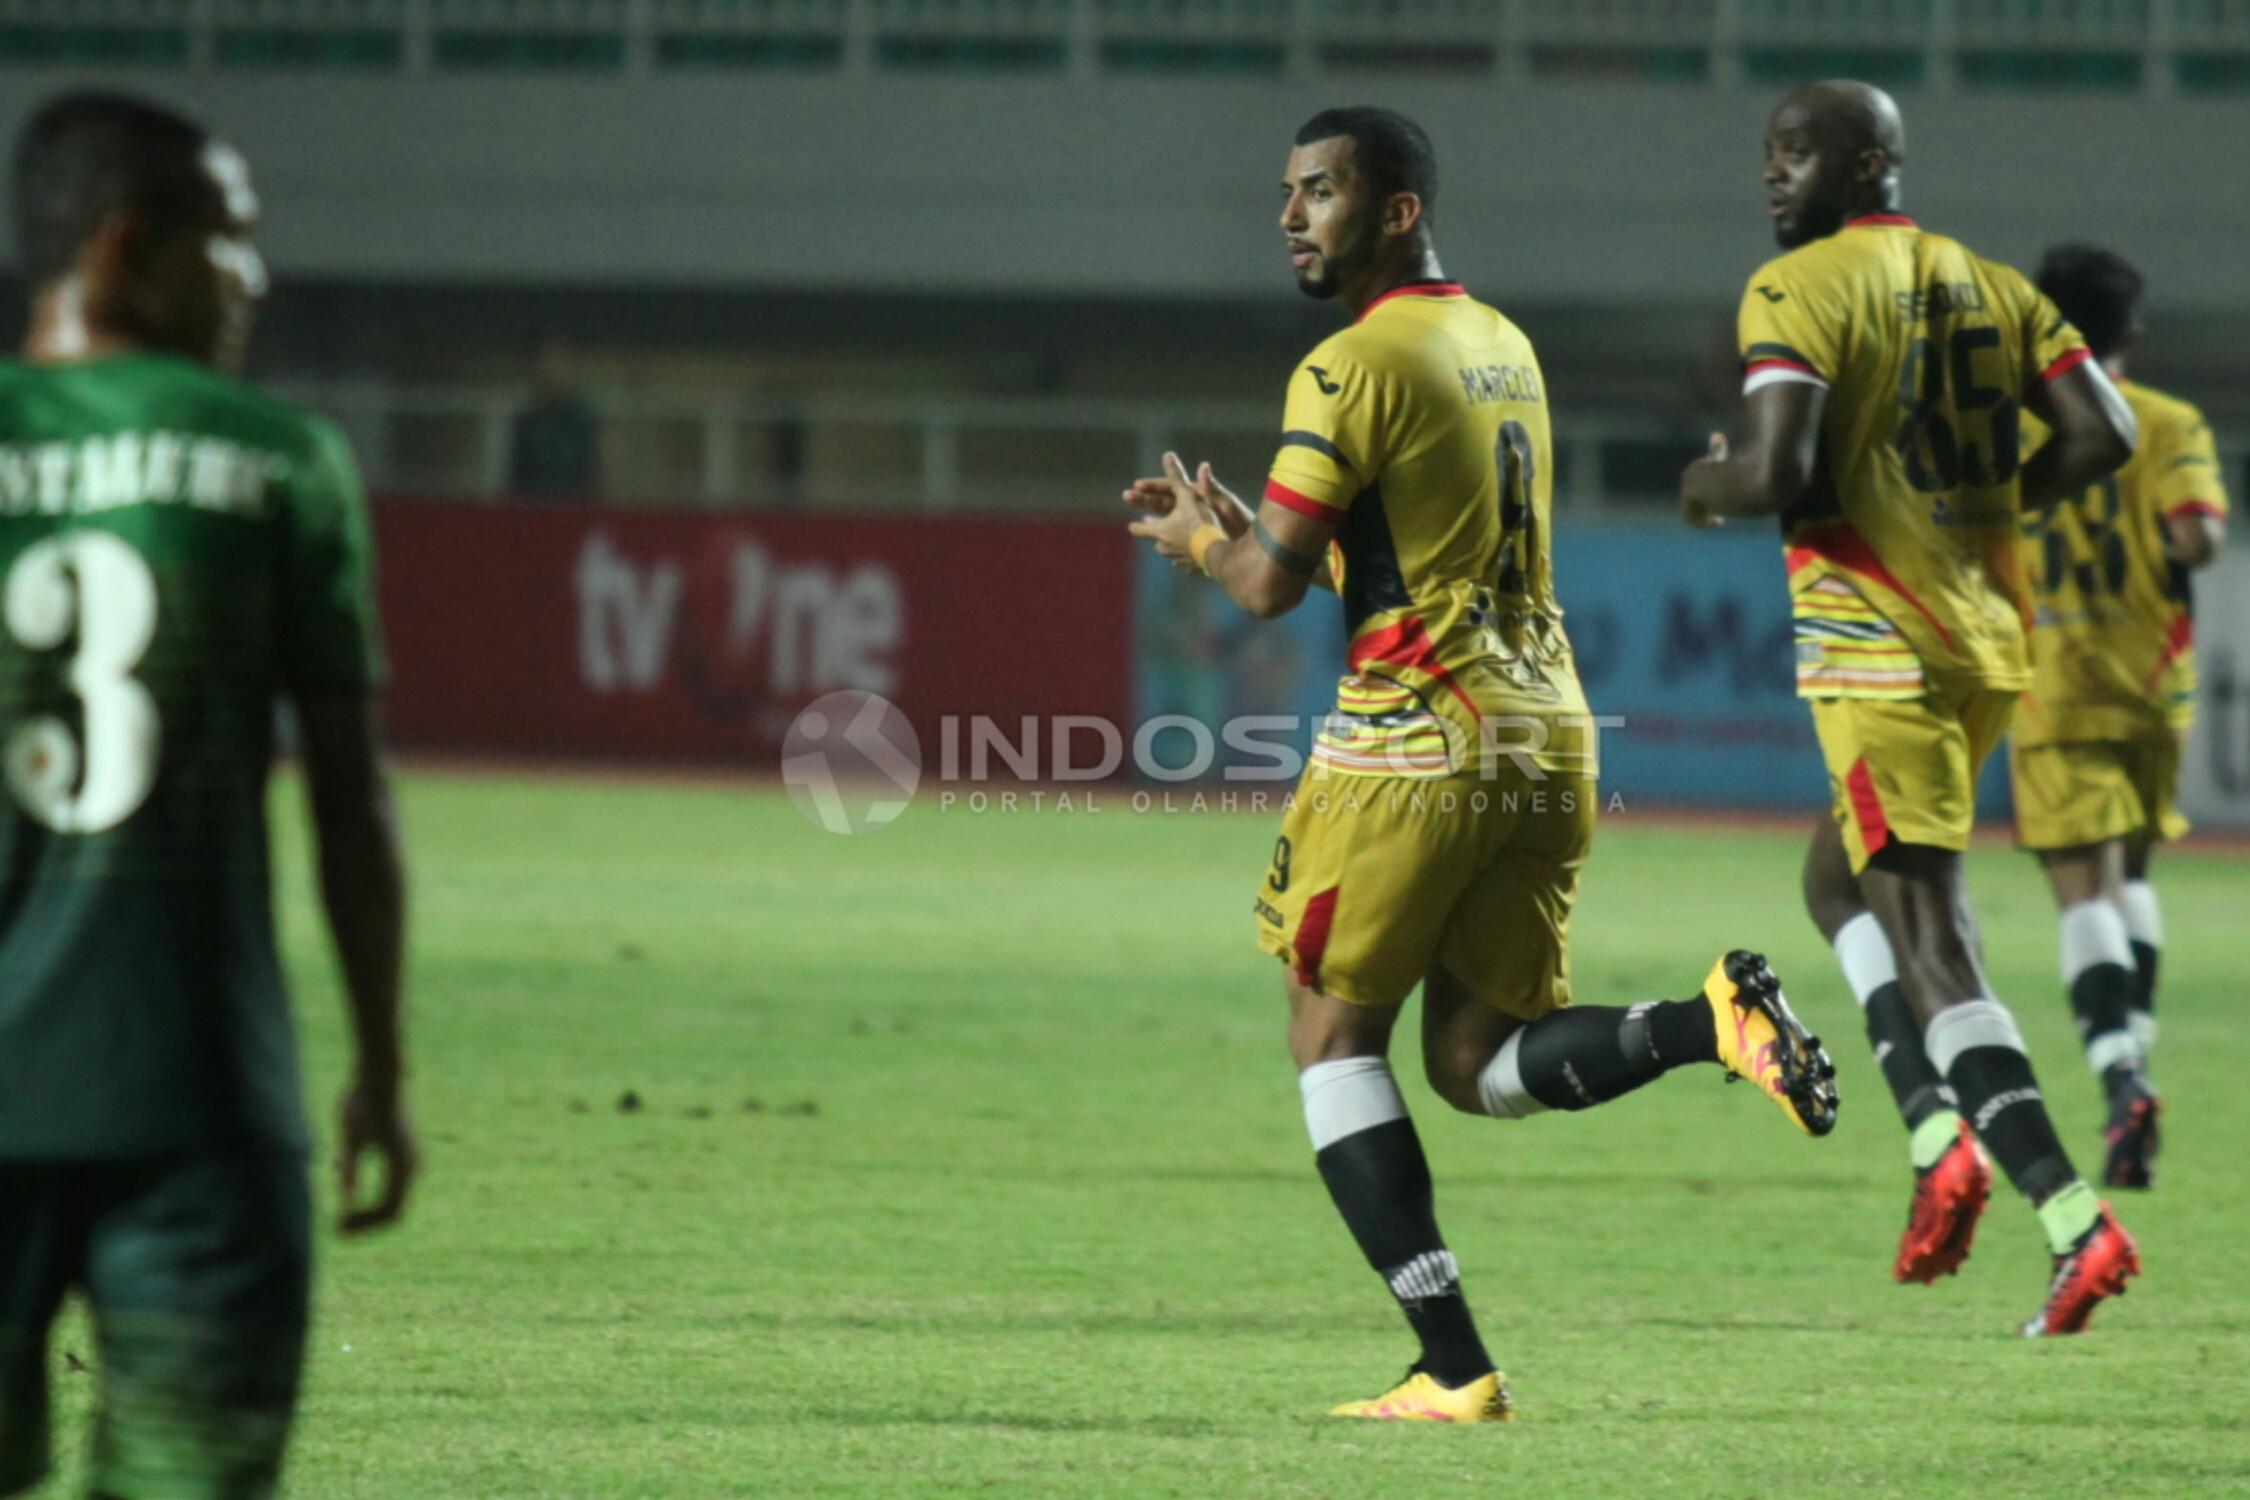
[1134,523,1898,813]
[1554,526,1831,811]
[371,499,1135,763]
[2178,546,2250,831]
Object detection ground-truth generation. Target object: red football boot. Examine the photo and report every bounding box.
[1894,1119,1990,1285]
[2021,1202,2141,1337]
[2102,1089,2161,1190]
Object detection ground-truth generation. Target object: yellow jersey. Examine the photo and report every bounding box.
[1264,281,1589,776]
[1736,215,2089,699]
[2015,378,2230,746]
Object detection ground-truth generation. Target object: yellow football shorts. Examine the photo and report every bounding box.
[1252,765,1595,1016]
[1809,681,2018,873]
[2011,733,2189,850]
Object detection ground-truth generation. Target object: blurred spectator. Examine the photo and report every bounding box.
[771,415,807,508]
[509,335,600,498]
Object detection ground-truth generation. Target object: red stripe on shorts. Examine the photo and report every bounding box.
[1846,756,1892,858]
[1295,887,1341,991]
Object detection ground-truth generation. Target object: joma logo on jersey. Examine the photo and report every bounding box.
[1456,364,1543,406]
[0,432,280,519]
[1306,366,1341,395]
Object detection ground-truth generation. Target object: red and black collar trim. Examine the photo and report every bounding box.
[1357,280,1467,322]
[1846,213,1917,229]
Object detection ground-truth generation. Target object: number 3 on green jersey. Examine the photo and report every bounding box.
[4,531,160,833]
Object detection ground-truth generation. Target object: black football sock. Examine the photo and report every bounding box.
[1864,981,1955,1132]
[1301,1059,1492,1388]
[2071,962,2144,1101]
[2121,879,2163,1058]
[2129,939,2159,1014]
[1475,1000,1714,1116]
[2061,900,2145,1103]
[1924,1000,2096,1254]
[2122,879,2162,1011]
[1314,1120,1492,1386]
[1832,912,1962,1170]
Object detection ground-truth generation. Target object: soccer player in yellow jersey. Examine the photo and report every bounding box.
[1682,82,2143,1335]
[1126,107,1836,1422]
[2013,245,2230,1188]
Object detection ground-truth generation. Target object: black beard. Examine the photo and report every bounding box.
[1774,198,1847,250]
[1295,222,1377,301]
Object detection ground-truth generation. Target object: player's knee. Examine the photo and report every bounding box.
[1419,1033,1487,1115]
[1284,978,1387,1071]
[2038,843,2115,908]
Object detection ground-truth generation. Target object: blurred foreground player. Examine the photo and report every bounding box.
[0,93,414,1497]
[1126,107,1836,1422]
[2011,245,2230,1188]
[1680,82,2140,1334]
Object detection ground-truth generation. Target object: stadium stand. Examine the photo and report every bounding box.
[0,1,2247,88]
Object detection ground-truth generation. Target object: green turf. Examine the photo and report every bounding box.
[31,773,2250,1496]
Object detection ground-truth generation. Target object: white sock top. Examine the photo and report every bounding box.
[2120,880,2164,948]
[1832,910,1898,1006]
[1924,997,2028,1076]
[1299,1056,1407,1151]
[2058,898,2134,984]
[1474,1028,1552,1121]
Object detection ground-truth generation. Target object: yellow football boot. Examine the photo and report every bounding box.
[1330,1369,1516,1423]
[1703,949,1839,1137]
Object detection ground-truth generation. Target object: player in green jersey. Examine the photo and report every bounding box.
[0,92,415,1499]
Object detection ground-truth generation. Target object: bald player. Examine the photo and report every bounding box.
[1681,82,2142,1336]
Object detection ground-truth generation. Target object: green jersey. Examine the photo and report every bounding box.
[0,353,383,1158]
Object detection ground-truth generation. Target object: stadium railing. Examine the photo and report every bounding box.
[273,376,2248,514]
[3,0,2248,92]
[275,376,1739,511]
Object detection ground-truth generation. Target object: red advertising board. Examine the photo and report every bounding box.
[370,499,1135,763]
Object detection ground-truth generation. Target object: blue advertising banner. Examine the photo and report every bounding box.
[1135,521,2014,816]
[1555,525,1825,810]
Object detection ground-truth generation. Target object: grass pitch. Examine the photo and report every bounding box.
[32,770,2250,1497]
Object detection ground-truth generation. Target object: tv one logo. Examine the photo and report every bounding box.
[573,530,902,701]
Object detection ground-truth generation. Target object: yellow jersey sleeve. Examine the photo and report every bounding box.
[2147,403,2230,529]
[2017,280,2093,387]
[1266,346,1388,518]
[1737,256,1845,396]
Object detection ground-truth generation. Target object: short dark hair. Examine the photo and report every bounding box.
[2036,243,2144,361]
[1295,106,1437,226]
[10,90,212,288]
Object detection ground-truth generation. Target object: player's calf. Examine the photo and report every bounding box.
[2060,898,2149,1102]
[1828,912,1991,1279]
[1832,912,1963,1162]
[1293,983,1496,1393]
[1301,1055,1497,1391]
[2120,877,2163,1052]
[1454,954,1835,1136]
[1923,996,2139,1327]
[2055,895,2162,1188]
[1464,994,1719,1119]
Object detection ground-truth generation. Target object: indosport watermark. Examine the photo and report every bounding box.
[780,690,923,835]
[781,691,1627,835]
